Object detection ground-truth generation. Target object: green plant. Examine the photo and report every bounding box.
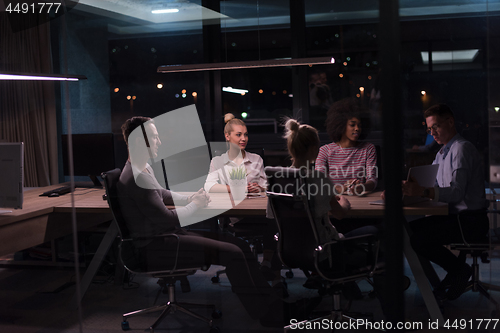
[229,166,246,180]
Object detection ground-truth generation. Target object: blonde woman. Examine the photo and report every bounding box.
[204,113,266,194]
[204,114,284,295]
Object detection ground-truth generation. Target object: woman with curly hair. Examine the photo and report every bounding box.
[315,97,378,196]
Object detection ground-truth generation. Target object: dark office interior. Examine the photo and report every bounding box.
[1,0,500,332]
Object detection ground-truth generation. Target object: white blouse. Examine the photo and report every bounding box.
[204,151,267,192]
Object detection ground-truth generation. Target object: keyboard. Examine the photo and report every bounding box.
[39,186,71,197]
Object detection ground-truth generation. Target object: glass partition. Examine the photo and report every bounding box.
[2,0,499,331]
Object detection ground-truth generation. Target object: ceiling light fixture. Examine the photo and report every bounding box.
[0,72,87,81]
[158,57,335,73]
[421,49,479,64]
[151,9,179,14]
[222,87,249,94]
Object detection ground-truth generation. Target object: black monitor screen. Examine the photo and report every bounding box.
[62,133,115,177]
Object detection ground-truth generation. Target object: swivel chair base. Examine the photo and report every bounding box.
[480,282,500,293]
[463,254,500,316]
[283,291,383,332]
[122,283,222,333]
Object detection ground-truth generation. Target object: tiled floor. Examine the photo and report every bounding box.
[0,253,499,332]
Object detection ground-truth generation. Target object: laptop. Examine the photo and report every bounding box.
[369,164,439,206]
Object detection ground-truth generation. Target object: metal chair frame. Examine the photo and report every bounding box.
[449,210,500,315]
[102,169,221,333]
[265,166,384,332]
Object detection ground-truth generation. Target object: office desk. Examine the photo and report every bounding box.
[190,191,447,217]
[196,192,447,323]
[0,186,112,258]
[71,190,446,322]
[10,187,445,322]
[342,192,447,324]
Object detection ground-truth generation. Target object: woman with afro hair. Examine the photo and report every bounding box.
[315,97,378,196]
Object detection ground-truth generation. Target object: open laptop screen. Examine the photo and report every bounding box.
[369,164,439,206]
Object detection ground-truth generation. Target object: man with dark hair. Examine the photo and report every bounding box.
[116,116,304,327]
[121,116,153,144]
[403,104,489,300]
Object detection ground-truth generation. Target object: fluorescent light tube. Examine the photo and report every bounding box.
[152,9,179,14]
[222,87,249,94]
[158,57,335,73]
[421,49,479,64]
[0,72,87,81]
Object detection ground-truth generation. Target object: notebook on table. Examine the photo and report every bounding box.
[369,164,439,206]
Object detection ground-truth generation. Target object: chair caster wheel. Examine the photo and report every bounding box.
[210,326,221,333]
[211,276,220,283]
[212,309,222,319]
[121,321,130,330]
[286,271,294,279]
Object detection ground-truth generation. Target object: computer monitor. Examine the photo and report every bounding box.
[61,133,115,187]
[0,142,24,210]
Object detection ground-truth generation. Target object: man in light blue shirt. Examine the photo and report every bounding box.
[402,104,489,301]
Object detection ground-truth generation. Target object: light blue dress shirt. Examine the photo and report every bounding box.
[432,134,488,214]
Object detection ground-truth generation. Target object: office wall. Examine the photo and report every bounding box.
[56,12,111,135]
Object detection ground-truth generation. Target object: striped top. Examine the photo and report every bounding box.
[315,141,378,189]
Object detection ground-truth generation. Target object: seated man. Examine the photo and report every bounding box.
[402,104,489,300]
[116,116,303,327]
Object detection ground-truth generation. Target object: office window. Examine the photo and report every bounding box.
[220,67,293,135]
[109,33,206,129]
[399,13,489,176]
[305,1,380,132]
[220,0,291,62]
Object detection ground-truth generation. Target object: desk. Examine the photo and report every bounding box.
[0,186,112,258]
[196,192,447,323]
[4,187,446,321]
[343,192,447,324]
[75,190,446,322]
[190,191,447,217]
[0,186,113,305]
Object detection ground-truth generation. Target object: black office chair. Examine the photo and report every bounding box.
[102,169,221,333]
[265,166,384,331]
[449,210,500,316]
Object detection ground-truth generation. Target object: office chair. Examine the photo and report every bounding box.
[265,166,384,331]
[102,169,221,333]
[449,210,500,316]
[211,215,266,282]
